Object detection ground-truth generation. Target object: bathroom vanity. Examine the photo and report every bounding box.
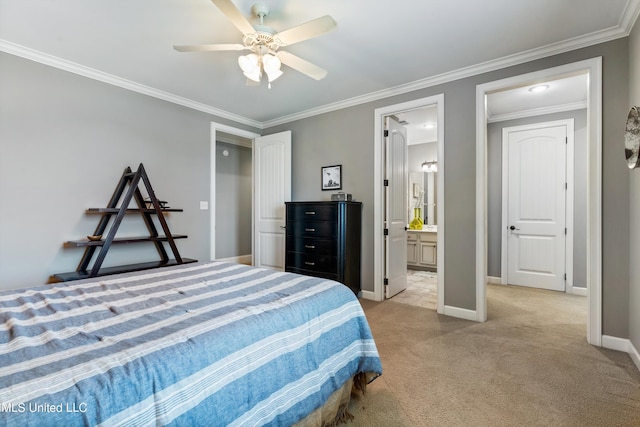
[407,227,437,270]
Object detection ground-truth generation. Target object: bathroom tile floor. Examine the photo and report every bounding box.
[389,269,437,310]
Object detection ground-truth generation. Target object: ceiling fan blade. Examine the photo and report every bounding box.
[211,0,255,35]
[173,44,247,52]
[276,15,337,46]
[278,51,328,80]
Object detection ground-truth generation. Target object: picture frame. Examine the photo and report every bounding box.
[321,165,342,191]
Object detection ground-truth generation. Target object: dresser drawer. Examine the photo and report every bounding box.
[286,236,336,255]
[287,204,337,221]
[287,221,337,238]
[286,252,337,273]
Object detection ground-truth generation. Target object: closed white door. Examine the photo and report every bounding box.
[504,123,567,291]
[385,117,408,298]
[253,131,291,270]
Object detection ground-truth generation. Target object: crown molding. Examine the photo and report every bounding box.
[0,39,263,129]
[3,0,639,131]
[263,24,630,128]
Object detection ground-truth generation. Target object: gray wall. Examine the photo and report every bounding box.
[487,110,588,288]
[0,37,632,339]
[215,142,252,259]
[628,18,640,355]
[267,38,630,337]
[0,52,259,289]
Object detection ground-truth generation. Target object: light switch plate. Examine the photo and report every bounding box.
[200,201,208,210]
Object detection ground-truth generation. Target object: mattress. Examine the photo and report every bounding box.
[0,261,382,426]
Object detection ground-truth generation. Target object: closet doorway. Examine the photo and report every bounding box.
[214,132,253,265]
[210,123,260,263]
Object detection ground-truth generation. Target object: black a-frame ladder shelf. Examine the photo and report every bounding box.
[53,163,197,282]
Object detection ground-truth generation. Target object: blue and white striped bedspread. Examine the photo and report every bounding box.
[0,261,382,426]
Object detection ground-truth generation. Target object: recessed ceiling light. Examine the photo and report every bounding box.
[529,84,550,93]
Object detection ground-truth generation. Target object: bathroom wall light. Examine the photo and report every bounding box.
[421,160,438,172]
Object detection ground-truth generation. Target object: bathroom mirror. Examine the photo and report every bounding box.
[409,171,437,226]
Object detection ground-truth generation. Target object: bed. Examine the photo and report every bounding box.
[0,261,382,426]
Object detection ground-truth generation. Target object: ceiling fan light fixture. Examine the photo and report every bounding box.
[238,53,262,82]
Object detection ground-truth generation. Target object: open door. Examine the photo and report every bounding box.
[253,131,292,270]
[385,117,408,298]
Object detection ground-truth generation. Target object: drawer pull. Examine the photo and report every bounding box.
[305,261,316,266]
[305,211,316,215]
[305,245,316,249]
[305,228,316,232]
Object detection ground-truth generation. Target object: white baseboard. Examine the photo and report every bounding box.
[602,335,629,352]
[217,254,252,265]
[360,290,379,301]
[602,335,640,373]
[567,286,587,296]
[443,305,477,321]
[487,276,502,285]
[630,341,640,372]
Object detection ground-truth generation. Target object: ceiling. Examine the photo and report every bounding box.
[1,0,638,128]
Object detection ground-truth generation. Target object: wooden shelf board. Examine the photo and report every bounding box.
[52,258,198,282]
[85,208,183,213]
[64,235,188,248]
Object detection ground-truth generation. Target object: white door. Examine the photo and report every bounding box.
[385,117,408,298]
[504,123,567,291]
[253,131,291,270]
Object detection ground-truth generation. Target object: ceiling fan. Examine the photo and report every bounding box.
[174,0,337,87]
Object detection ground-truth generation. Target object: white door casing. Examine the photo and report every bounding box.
[253,131,292,270]
[210,122,261,262]
[502,122,570,291]
[385,116,408,298]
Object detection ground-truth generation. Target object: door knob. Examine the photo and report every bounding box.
[509,225,520,231]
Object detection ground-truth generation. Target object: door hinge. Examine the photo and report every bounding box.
[565,137,568,144]
[565,227,567,235]
[384,228,389,236]
[565,182,568,190]
[384,278,389,286]
[384,130,389,137]
[564,273,567,280]
[384,179,389,187]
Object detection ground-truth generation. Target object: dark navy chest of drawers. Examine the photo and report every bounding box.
[285,201,362,294]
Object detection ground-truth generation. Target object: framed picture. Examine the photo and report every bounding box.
[321,165,342,191]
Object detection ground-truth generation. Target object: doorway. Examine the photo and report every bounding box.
[475,58,602,346]
[373,94,445,314]
[210,122,260,262]
[210,123,291,270]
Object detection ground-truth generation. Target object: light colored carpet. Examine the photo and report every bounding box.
[348,284,640,426]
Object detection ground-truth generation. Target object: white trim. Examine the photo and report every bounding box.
[443,305,477,322]
[568,286,588,296]
[0,40,263,129]
[601,336,640,373]
[210,122,261,262]
[371,95,445,316]
[488,101,588,123]
[630,340,640,372]
[476,58,602,344]
[217,254,252,265]
[487,276,502,285]
[500,119,575,292]
[2,0,637,131]
[360,290,376,301]
[602,335,632,353]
